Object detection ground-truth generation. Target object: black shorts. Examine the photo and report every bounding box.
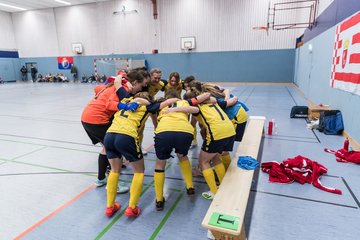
[104,133,143,162]
[82,121,111,145]
[202,135,235,153]
[234,121,247,142]
[154,132,193,160]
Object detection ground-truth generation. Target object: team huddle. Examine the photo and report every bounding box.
[81,68,248,218]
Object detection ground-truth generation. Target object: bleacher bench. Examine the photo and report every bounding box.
[202,116,266,240]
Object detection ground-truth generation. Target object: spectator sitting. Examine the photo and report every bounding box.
[88,74,96,83]
[101,74,107,83]
[45,73,54,82]
[36,74,45,82]
[59,73,69,82]
[81,74,88,83]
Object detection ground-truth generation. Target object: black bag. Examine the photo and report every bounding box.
[318,110,344,135]
[290,106,308,118]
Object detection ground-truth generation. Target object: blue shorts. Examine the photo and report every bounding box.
[202,135,235,153]
[154,131,193,160]
[104,133,143,162]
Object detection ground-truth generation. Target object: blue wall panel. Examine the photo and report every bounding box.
[295,24,360,143]
[303,0,360,43]
[0,51,19,58]
[20,49,295,83]
[0,58,20,82]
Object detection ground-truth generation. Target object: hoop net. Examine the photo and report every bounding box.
[252,26,269,31]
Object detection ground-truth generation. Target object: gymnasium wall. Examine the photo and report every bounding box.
[0,11,16,50]
[20,49,295,82]
[294,10,360,142]
[11,0,303,57]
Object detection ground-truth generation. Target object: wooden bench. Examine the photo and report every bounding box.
[202,116,266,240]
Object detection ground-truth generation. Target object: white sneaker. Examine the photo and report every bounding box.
[105,182,130,194]
[95,178,107,187]
[202,191,215,200]
[117,182,129,194]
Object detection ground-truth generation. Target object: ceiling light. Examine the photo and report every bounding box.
[55,0,71,5]
[0,3,27,11]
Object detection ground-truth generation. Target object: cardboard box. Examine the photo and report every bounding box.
[308,103,331,119]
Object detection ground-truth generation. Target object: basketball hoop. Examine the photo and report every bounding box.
[252,26,269,36]
[252,26,269,31]
[184,47,191,53]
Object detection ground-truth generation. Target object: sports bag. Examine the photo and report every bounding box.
[318,110,344,135]
[290,106,308,118]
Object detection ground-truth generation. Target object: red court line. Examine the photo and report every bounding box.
[144,143,155,151]
[14,184,95,240]
[340,12,360,33]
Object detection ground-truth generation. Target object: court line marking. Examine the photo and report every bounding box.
[341,177,360,209]
[0,133,95,147]
[11,146,48,161]
[95,181,155,239]
[251,189,358,209]
[149,193,184,240]
[265,137,318,144]
[14,184,95,240]
[0,138,99,154]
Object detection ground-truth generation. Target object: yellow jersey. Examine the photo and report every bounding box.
[164,80,185,97]
[195,103,235,142]
[233,106,248,124]
[107,100,160,138]
[148,80,166,98]
[155,100,194,135]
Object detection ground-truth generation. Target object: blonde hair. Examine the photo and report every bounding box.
[134,91,152,101]
[188,81,225,98]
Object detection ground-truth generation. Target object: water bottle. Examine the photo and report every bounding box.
[268,119,274,135]
[344,138,349,151]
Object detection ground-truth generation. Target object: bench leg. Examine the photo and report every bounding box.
[209,224,247,240]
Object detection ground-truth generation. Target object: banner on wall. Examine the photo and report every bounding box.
[331,12,360,95]
[57,56,73,70]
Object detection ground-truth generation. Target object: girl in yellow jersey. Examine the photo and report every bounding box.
[103,93,178,218]
[163,72,185,97]
[152,90,211,211]
[191,81,249,171]
[184,89,236,200]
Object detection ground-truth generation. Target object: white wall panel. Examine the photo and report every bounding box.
[11,0,322,57]
[158,0,302,52]
[55,4,101,56]
[12,9,59,57]
[0,11,17,50]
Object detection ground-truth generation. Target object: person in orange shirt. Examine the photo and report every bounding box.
[81,71,145,193]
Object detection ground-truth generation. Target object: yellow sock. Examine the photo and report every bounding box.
[220,153,231,171]
[214,163,226,184]
[107,172,119,207]
[129,173,144,208]
[154,170,165,202]
[193,127,197,143]
[179,159,193,189]
[202,168,217,194]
